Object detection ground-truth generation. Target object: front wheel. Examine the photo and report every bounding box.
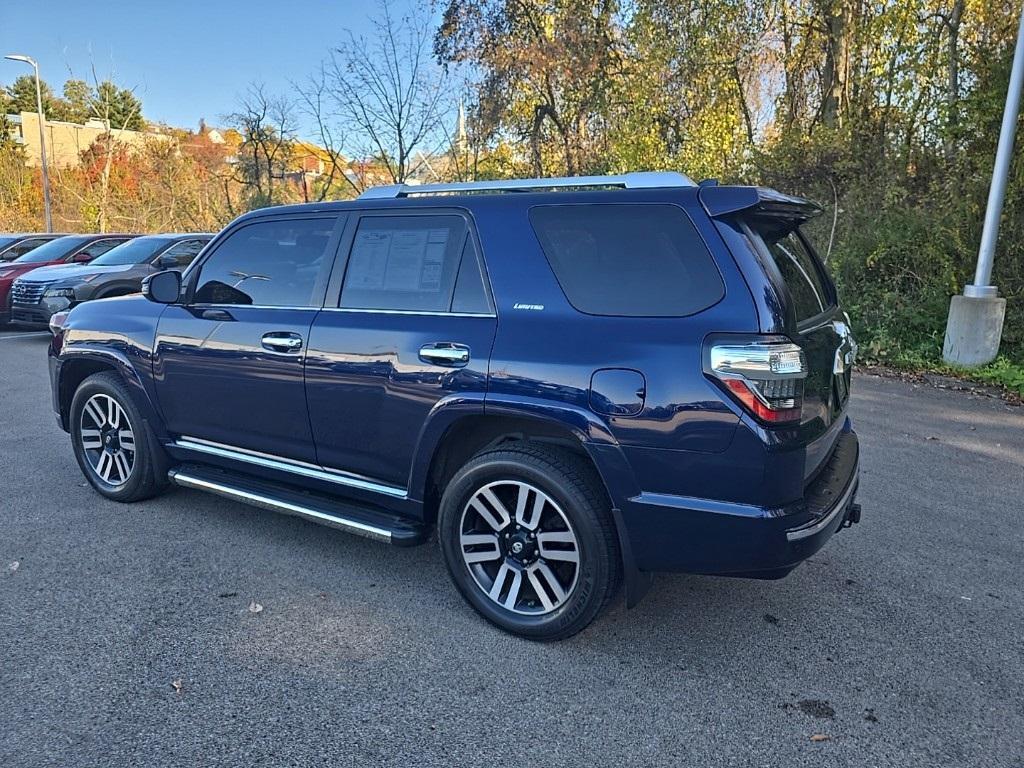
[438,443,621,640]
[70,371,168,502]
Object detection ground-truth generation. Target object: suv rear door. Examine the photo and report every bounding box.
[304,210,496,493]
[153,215,343,463]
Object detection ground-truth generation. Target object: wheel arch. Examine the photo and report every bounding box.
[413,402,652,608]
[56,349,160,434]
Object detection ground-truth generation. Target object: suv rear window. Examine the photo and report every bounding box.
[749,224,834,323]
[529,204,725,317]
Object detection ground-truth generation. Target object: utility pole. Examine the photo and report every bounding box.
[942,5,1024,366]
[4,54,53,232]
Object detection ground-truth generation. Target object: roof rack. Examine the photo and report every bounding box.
[357,171,696,200]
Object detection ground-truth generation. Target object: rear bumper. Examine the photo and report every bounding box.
[612,425,860,576]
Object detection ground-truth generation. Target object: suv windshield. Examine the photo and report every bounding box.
[749,223,834,323]
[91,236,168,266]
[13,236,90,264]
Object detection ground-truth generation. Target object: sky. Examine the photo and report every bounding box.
[2,1,411,133]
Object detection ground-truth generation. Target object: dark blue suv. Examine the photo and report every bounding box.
[49,172,861,640]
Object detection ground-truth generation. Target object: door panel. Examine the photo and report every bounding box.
[305,211,496,490]
[153,306,318,461]
[152,215,342,463]
[304,312,495,487]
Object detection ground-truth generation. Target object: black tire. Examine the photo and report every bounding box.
[70,371,168,503]
[438,442,621,641]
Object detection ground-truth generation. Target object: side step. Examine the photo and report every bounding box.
[168,464,428,546]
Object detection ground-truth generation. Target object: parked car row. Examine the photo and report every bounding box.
[0,233,213,329]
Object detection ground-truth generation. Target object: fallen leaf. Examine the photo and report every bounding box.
[248,601,264,614]
[926,435,939,441]
[810,734,831,742]
[7,561,19,574]
[171,679,184,694]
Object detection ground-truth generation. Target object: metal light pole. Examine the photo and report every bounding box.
[4,54,53,232]
[942,5,1024,366]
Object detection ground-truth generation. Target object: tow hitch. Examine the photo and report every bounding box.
[841,502,862,529]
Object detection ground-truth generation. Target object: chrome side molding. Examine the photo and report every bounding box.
[172,437,407,498]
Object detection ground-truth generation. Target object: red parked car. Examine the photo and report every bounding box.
[0,234,135,324]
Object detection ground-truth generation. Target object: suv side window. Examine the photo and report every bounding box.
[339,215,469,313]
[160,239,207,269]
[529,204,725,317]
[451,237,491,314]
[75,239,125,260]
[193,219,337,307]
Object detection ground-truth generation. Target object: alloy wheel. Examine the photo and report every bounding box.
[459,480,580,615]
[79,393,136,487]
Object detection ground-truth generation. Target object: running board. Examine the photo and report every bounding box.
[167,464,428,546]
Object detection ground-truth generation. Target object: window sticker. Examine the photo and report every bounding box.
[347,230,391,289]
[384,229,430,291]
[348,225,450,292]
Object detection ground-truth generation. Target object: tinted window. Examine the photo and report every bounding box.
[91,237,167,266]
[158,239,208,268]
[194,218,336,307]
[753,226,832,322]
[451,238,491,314]
[13,236,91,263]
[76,239,128,260]
[529,204,725,317]
[1,238,48,259]
[340,215,467,312]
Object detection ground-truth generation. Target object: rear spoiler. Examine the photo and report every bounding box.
[699,185,822,223]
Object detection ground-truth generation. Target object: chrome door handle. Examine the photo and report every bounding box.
[261,332,304,353]
[419,343,470,366]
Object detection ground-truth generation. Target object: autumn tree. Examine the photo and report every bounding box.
[435,0,620,177]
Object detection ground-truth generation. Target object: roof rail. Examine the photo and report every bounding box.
[357,171,696,200]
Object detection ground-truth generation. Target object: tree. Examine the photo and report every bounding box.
[324,0,451,188]
[226,84,297,210]
[94,81,145,130]
[435,0,620,177]
[5,74,55,115]
[57,79,94,124]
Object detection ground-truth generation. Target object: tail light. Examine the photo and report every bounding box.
[705,337,807,425]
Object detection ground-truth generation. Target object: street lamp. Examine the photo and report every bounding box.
[4,54,53,232]
[942,6,1024,366]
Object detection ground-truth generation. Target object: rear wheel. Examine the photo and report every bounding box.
[438,443,621,640]
[70,372,167,502]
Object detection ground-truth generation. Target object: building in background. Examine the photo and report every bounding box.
[4,111,171,168]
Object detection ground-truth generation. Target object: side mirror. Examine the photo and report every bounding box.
[142,270,182,304]
[73,252,93,263]
[156,254,179,269]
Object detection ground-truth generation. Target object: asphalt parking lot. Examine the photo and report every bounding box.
[1,328,1022,768]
